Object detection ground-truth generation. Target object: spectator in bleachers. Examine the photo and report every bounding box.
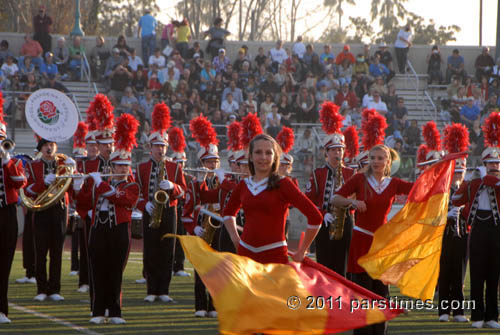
[140,90,156,121]
[200,60,216,91]
[350,77,365,101]
[24,73,40,93]
[290,54,305,83]
[254,47,267,68]
[120,86,139,114]
[362,44,371,65]
[269,40,288,73]
[114,35,132,58]
[213,48,230,74]
[447,76,461,99]
[237,61,251,87]
[222,80,243,104]
[426,45,443,84]
[337,58,352,86]
[164,65,179,89]
[68,36,87,80]
[335,82,359,109]
[132,65,147,95]
[266,104,282,138]
[475,47,495,81]
[128,48,144,72]
[259,73,279,100]
[33,5,53,54]
[105,48,123,79]
[292,36,306,60]
[471,87,485,111]
[20,34,43,69]
[44,73,68,93]
[274,64,288,88]
[362,87,375,107]
[446,49,466,83]
[310,54,325,79]
[320,44,334,65]
[383,83,398,111]
[354,54,369,80]
[40,52,58,84]
[244,91,258,110]
[137,9,157,66]
[296,86,316,122]
[161,20,177,50]
[204,17,230,60]
[394,23,412,74]
[176,19,191,59]
[89,36,111,81]
[374,43,394,74]
[490,58,500,84]
[18,56,35,83]
[469,119,484,157]
[336,45,356,68]
[315,82,329,106]
[460,96,480,127]
[109,61,133,101]
[233,48,248,72]
[389,97,408,138]
[367,90,388,116]
[53,37,69,75]
[147,72,161,94]
[1,56,19,80]
[187,41,204,61]
[369,55,390,82]
[171,50,185,72]
[0,70,6,90]
[148,48,166,69]
[464,76,475,97]
[303,44,317,68]
[0,40,14,66]
[220,92,239,117]
[451,86,467,110]
[304,71,317,89]
[479,75,489,100]
[372,76,388,96]
[483,92,499,117]
[259,93,274,115]
[403,120,420,154]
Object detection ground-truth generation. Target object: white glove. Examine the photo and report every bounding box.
[44,173,56,185]
[1,152,10,165]
[194,226,205,237]
[89,172,102,186]
[478,166,487,179]
[145,201,154,215]
[65,157,76,167]
[447,206,461,218]
[159,179,174,190]
[214,168,226,183]
[73,175,84,191]
[323,213,334,227]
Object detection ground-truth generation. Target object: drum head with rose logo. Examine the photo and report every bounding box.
[25,88,79,142]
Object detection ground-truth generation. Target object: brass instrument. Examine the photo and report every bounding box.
[57,173,129,179]
[0,138,15,153]
[329,160,347,240]
[201,177,221,244]
[20,153,74,212]
[149,158,169,229]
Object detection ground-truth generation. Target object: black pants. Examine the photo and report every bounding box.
[33,204,66,295]
[395,47,408,74]
[79,217,91,287]
[351,272,389,335]
[195,271,215,312]
[0,205,18,316]
[314,215,352,277]
[22,211,35,278]
[469,212,500,322]
[216,225,236,253]
[88,220,130,317]
[70,228,79,272]
[438,230,468,316]
[143,206,176,295]
[173,205,186,273]
[33,32,52,55]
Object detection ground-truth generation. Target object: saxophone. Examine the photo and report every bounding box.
[329,161,347,240]
[149,158,169,228]
[201,176,221,244]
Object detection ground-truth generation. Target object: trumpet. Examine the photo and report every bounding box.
[0,138,15,153]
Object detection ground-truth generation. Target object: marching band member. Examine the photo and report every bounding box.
[452,112,500,329]
[168,126,191,277]
[182,115,221,318]
[438,123,470,323]
[332,113,413,335]
[135,103,186,303]
[416,121,445,177]
[305,102,354,277]
[74,114,140,325]
[343,126,360,170]
[0,98,27,323]
[354,109,379,173]
[223,132,322,265]
[25,137,76,302]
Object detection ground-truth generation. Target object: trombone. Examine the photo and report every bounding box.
[183,168,247,175]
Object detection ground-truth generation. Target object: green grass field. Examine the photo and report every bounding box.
[2,249,500,335]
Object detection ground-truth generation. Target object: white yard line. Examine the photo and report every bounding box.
[9,303,103,335]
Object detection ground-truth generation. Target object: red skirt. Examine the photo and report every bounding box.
[237,245,289,264]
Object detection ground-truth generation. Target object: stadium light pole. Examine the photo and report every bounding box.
[70,0,84,36]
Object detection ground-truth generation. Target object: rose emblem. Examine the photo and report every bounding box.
[38,100,60,125]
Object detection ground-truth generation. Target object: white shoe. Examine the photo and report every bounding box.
[27,277,37,284]
[453,315,469,322]
[34,293,47,301]
[135,278,146,284]
[144,295,157,302]
[207,311,218,318]
[438,314,449,322]
[49,294,65,301]
[194,310,207,317]
[109,317,126,324]
[485,320,500,329]
[158,295,174,303]
[0,312,11,324]
[16,276,29,284]
[471,320,484,328]
[105,309,109,317]
[89,316,105,324]
[69,271,78,276]
[174,270,191,277]
[77,285,89,293]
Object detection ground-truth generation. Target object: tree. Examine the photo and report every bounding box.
[97,0,159,37]
[323,0,355,29]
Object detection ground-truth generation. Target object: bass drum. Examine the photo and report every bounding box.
[131,210,143,239]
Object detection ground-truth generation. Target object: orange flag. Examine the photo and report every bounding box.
[170,234,404,335]
[358,152,466,301]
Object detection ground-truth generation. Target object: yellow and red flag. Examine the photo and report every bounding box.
[358,152,466,301]
[172,234,404,335]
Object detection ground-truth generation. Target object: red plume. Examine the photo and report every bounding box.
[114,114,139,152]
[151,102,172,133]
[240,113,263,148]
[168,127,186,153]
[227,121,243,151]
[483,112,500,147]
[422,121,441,151]
[189,114,219,149]
[0,91,5,126]
[361,112,387,150]
[90,94,114,131]
[443,123,470,154]
[417,144,429,164]
[73,122,88,149]
[276,127,295,154]
[343,126,359,159]
[85,102,97,131]
[319,101,343,134]
[362,108,377,122]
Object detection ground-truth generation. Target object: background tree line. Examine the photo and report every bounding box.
[0,0,460,45]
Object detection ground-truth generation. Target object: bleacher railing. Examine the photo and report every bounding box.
[80,53,93,99]
[423,89,438,122]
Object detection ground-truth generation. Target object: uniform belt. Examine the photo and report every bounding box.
[239,240,287,253]
[353,225,374,236]
[475,209,493,221]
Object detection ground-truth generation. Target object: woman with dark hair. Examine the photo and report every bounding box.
[176,19,191,59]
[332,144,413,335]
[203,17,230,59]
[113,35,132,57]
[223,134,322,264]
